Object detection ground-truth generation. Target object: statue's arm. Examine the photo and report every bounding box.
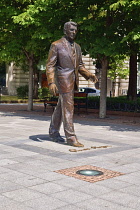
[46,44,57,85]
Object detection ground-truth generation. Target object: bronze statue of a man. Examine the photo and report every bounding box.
[46,21,97,147]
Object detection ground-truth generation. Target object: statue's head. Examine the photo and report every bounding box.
[63,21,77,42]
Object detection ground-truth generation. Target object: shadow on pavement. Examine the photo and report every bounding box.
[29,134,67,146]
[29,134,50,142]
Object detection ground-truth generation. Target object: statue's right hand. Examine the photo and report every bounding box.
[49,83,58,96]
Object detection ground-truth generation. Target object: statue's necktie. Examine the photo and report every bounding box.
[71,43,76,57]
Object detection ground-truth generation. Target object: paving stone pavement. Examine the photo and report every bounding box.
[0,104,140,210]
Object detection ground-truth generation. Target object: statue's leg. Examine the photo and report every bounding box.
[60,91,76,139]
[61,91,84,147]
[49,96,63,138]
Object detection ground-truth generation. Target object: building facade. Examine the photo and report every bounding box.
[6,62,29,95]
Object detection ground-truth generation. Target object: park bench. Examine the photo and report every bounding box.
[44,92,88,114]
[44,95,58,112]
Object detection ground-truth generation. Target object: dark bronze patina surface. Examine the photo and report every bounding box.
[46,21,97,147]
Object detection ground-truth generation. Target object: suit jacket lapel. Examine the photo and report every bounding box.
[62,38,76,67]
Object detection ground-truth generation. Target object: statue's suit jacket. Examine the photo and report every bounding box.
[46,37,91,94]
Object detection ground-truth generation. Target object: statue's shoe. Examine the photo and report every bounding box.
[49,133,65,143]
[67,139,84,147]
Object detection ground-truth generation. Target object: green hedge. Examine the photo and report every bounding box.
[87,96,140,112]
[16,86,52,99]
[16,85,28,99]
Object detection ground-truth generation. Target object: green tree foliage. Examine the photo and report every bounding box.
[0,0,139,114]
[57,0,140,112]
[108,56,129,80]
[110,0,140,100]
[0,0,54,110]
[0,0,78,110]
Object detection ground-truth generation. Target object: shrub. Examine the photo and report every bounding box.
[16,85,28,99]
[38,87,51,99]
[87,96,140,112]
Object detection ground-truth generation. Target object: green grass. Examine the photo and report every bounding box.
[0,95,42,103]
[0,95,28,103]
[1,95,19,101]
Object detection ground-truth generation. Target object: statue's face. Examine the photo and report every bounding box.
[65,24,77,41]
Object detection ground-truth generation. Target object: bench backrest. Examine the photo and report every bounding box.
[54,93,87,97]
[74,92,87,97]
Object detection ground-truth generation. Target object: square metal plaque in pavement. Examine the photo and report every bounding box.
[55,165,124,183]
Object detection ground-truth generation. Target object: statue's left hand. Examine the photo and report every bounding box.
[49,83,58,96]
[89,74,98,83]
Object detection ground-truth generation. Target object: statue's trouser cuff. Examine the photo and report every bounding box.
[49,91,76,139]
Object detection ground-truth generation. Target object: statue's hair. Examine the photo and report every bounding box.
[63,21,77,32]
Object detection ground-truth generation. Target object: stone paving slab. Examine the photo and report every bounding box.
[75,197,134,210]
[0,104,140,209]
[98,191,140,209]
[55,205,86,210]
[2,188,44,202]
[24,195,68,210]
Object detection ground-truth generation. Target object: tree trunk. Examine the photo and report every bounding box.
[127,54,137,101]
[27,56,34,111]
[99,56,108,118]
[33,69,39,99]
